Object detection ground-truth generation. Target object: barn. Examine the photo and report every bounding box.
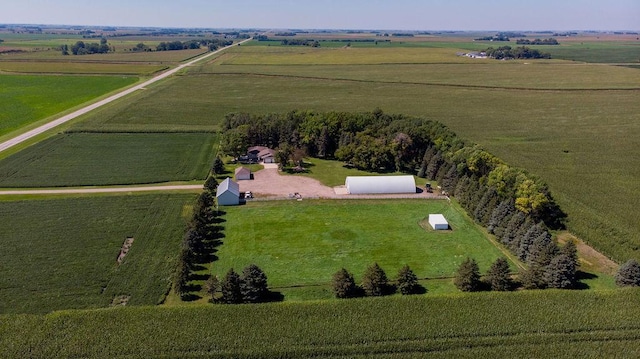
[428,214,449,230]
[345,175,416,194]
[216,178,240,206]
[235,167,251,180]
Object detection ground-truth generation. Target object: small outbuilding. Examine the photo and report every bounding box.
[235,167,252,180]
[345,175,416,194]
[428,214,449,230]
[216,178,240,206]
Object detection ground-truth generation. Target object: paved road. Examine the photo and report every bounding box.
[0,184,203,195]
[0,38,252,153]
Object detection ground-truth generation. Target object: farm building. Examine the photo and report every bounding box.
[245,146,276,163]
[345,175,416,194]
[428,214,449,230]
[235,167,251,180]
[216,178,240,206]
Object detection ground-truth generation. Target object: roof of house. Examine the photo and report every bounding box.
[216,178,240,198]
[258,148,275,158]
[235,167,251,176]
[248,146,269,154]
[345,175,416,194]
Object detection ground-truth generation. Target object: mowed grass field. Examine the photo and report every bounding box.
[0,194,195,314]
[0,74,137,137]
[70,43,640,262]
[213,200,510,291]
[0,132,217,187]
[2,289,640,358]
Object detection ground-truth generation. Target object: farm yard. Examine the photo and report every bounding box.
[1,26,640,357]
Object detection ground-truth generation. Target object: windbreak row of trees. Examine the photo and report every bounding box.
[516,38,559,45]
[156,38,233,51]
[484,46,551,59]
[63,38,112,55]
[333,264,423,298]
[221,110,569,284]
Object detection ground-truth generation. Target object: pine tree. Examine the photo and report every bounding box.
[454,257,481,292]
[396,265,422,295]
[240,264,269,303]
[441,165,459,194]
[362,263,391,296]
[486,257,513,291]
[204,175,218,193]
[220,268,242,304]
[474,186,498,226]
[560,240,578,269]
[332,268,359,298]
[488,199,514,236]
[615,259,640,287]
[212,156,225,175]
[545,254,576,289]
[173,261,190,296]
[501,211,526,248]
[518,222,546,261]
[528,231,558,267]
[425,151,443,180]
[520,264,547,289]
[205,275,219,302]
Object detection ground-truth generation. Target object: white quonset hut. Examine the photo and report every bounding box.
[428,214,449,230]
[345,175,416,195]
[216,178,240,206]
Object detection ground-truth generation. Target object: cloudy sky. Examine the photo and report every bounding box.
[1,0,638,30]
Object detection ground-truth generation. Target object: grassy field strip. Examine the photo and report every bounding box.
[2,289,640,358]
[0,184,203,195]
[0,38,250,154]
[0,61,167,75]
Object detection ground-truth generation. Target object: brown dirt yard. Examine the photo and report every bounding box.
[237,163,447,200]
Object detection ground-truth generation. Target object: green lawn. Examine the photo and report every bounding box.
[0,75,137,137]
[2,289,640,358]
[213,199,510,290]
[0,132,217,187]
[0,194,195,314]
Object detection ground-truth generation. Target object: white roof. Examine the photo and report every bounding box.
[345,175,416,194]
[428,214,448,225]
[216,178,240,198]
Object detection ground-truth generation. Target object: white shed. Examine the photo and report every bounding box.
[235,167,251,180]
[345,175,416,194]
[216,178,240,206]
[428,214,449,230]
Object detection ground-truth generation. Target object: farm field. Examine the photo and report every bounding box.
[0,74,137,137]
[69,42,640,262]
[0,61,167,75]
[0,132,218,187]
[212,199,513,291]
[2,289,640,358]
[0,193,195,314]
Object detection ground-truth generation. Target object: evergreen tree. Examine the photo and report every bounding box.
[454,257,481,292]
[474,186,498,226]
[220,268,243,304]
[441,165,459,194]
[486,257,513,291]
[332,268,359,298]
[518,222,546,261]
[615,259,640,287]
[204,175,218,193]
[560,240,578,269]
[396,265,422,295]
[488,199,514,236]
[212,156,225,175]
[501,211,526,248]
[240,264,269,303]
[520,264,547,289]
[205,275,219,302]
[173,261,190,296]
[425,151,443,180]
[528,231,558,267]
[362,263,391,296]
[545,254,576,289]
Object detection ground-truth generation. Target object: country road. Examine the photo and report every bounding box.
[0,184,203,195]
[0,37,252,154]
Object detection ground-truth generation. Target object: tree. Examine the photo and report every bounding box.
[332,268,359,298]
[275,143,293,169]
[560,240,578,269]
[204,175,218,193]
[615,259,640,287]
[454,257,481,292]
[362,263,391,296]
[212,156,225,175]
[173,261,190,296]
[396,265,422,295]
[520,264,547,289]
[240,264,269,303]
[485,257,513,291]
[545,254,576,289]
[220,268,242,304]
[205,275,219,302]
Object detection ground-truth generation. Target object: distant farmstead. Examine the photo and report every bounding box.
[345,175,416,194]
[216,178,240,206]
[428,214,449,230]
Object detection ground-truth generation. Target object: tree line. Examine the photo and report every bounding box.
[156,39,232,52]
[516,38,559,45]
[63,38,112,55]
[332,263,423,298]
[484,46,551,59]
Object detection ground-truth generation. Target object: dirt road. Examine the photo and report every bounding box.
[0,38,252,154]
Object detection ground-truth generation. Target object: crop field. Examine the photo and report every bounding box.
[2,289,640,358]
[69,42,640,262]
[0,132,218,187]
[212,199,510,291]
[0,193,195,314]
[0,61,167,75]
[0,75,137,137]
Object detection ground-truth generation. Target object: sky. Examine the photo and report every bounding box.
[0,0,638,31]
